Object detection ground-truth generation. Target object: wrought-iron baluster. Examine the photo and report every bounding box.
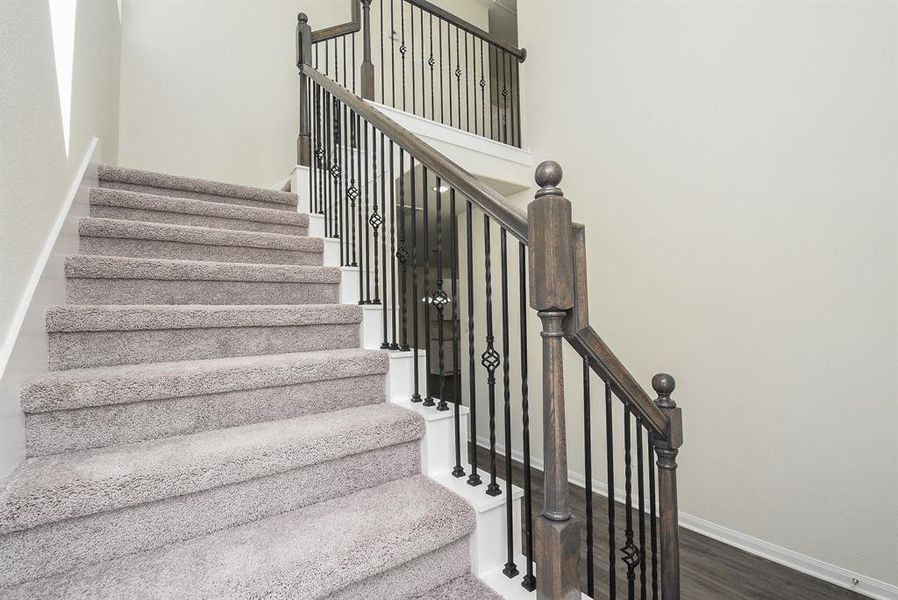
[502,51,509,145]
[637,418,648,599]
[482,215,501,497]
[324,92,332,235]
[362,120,371,304]
[464,31,470,133]
[370,126,382,305]
[312,83,320,214]
[378,133,387,342]
[428,13,435,121]
[606,381,618,599]
[455,25,462,130]
[342,104,350,264]
[419,8,424,117]
[623,405,640,599]
[439,19,445,124]
[379,0,384,103]
[331,97,341,239]
[466,200,481,487]
[434,180,448,412]
[410,5,416,115]
[422,167,434,407]
[584,356,595,598]
[397,148,410,352]
[351,31,356,93]
[519,241,536,591]
[513,58,521,147]
[479,40,486,140]
[339,35,343,91]
[450,188,464,477]
[390,0,396,107]
[388,140,399,349]
[410,156,422,401]
[500,228,518,577]
[400,0,407,112]
[648,432,659,600]
[349,113,358,267]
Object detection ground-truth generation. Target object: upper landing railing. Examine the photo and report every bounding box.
[295,5,684,600]
[298,0,525,152]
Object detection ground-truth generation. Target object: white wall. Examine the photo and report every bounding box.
[117,0,488,189]
[510,0,898,591]
[0,0,121,478]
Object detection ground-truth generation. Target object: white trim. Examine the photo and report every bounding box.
[473,436,898,600]
[0,137,98,378]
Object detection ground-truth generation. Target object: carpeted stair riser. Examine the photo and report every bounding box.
[27,372,386,455]
[0,404,423,534]
[49,323,360,370]
[78,218,323,266]
[90,188,310,236]
[327,537,473,600]
[413,574,502,600]
[45,305,363,370]
[98,165,298,212]
[2,476,474,600]
[0,442,420,590]
[65,256,341,305]
[26,373,386,455]
[100,181,297,212]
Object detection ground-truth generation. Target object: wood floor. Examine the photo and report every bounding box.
[472,446,865,600]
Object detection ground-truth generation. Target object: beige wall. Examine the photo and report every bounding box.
[116,0,488,189]
[510,0,898,588]
[0,0,122,476]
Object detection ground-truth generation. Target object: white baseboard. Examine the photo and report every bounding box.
[0,137,101,480]
[473,436,897,600]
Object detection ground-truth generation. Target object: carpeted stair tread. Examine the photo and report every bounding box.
[46,303,361,334]
[0,403,423,534]
[79,217,322,251]
[65,254,340,283]
[414,574,502,599]
[25,347,380,413]
[98,164,297,208]
[89,187,309,233]
[2,475,474,599]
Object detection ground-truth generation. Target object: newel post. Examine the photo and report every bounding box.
[653,373,683,600]
[296,13,312,167]
[528,161,580,600]
[360,0,375,100]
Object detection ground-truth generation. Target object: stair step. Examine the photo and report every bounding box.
[0,403,423,535]
[98,165,297,211]
[65,255,341,305]
[415,574,502,599]
[24,348,387,454]
[79,217,323,265]
[46,303,361,370]
[0,442,421,590]
[89,187,310,236]
[1,475,473,599]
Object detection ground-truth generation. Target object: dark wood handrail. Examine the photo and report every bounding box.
[405,0,526,61]
[310,1,360,44]
[301,63,529,242]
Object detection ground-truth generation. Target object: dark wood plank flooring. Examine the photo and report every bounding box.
[472,446,864,600]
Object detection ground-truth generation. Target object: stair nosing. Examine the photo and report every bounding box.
[79,217,323,252]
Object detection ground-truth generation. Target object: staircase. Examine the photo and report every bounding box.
[0,165,501,599]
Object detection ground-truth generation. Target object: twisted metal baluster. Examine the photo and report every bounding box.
[500,228,518,577]
[348,112,358,267]
[623,406,640,600]
[369,126,382,305]
[482,215,501,497]
[606,382,618,599]
[410,157,421,402]
[450,189,464,477]
[389,141,399,350]
[649,432,659,600]
[519,241,536,591]
[455,25,462,130]
[584,356,595,598]
[466,200,482,487]
[434,180,449,412]
[422,166,434,407]
[428,13,435,121]
[637,418,648,599]
[400,0,407,112]
[397,148,410,352]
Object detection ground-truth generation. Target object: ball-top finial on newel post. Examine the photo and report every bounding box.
[297,12,308,23]
[652,373,676,409]
[535,160,563,198]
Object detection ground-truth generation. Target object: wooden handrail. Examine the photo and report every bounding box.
[405,0,526,61]
[300,63,530,242]
[310,1,360,44]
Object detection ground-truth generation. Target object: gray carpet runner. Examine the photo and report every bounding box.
[0,165,500,599]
